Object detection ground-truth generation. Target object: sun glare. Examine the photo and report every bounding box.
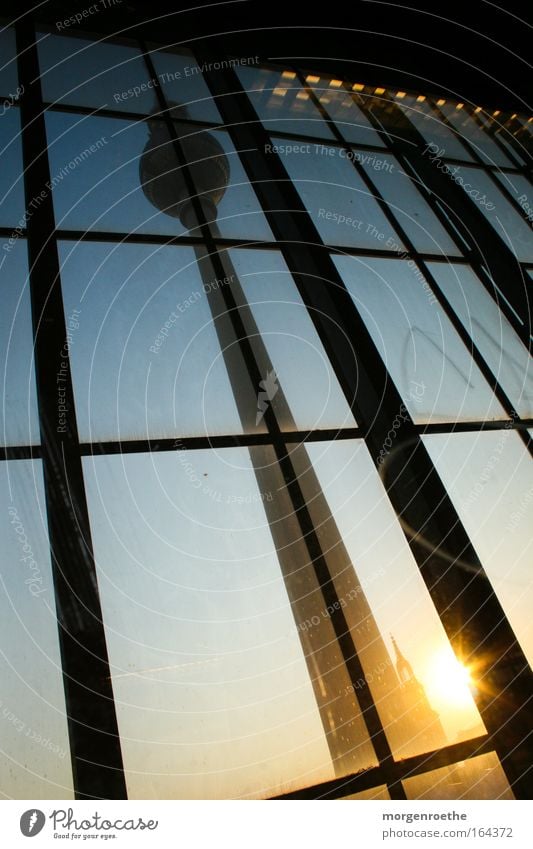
[427,648,474,707]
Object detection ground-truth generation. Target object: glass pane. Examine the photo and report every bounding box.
[486,133,527,167]
[476,114,528,165]
[332,255,507,423]
[495,171,533,224]
[423,431,533,668]
[399,96,474,161]
[273,137,403,250]
[228,248,357,431]
[45,111,273,241]
[403,752,514,800]
[359,152,461,255]
[237,66,335,139]
[0,460,73,799]
[452,166,533,262]
[149,47,222,124]
[0,26,18,96]
[0,240,40,446]
[38,33,155,114]
[303,439,484,760]
[342,785,390,800]
[306,81,385,146]
[427,262,533,417]
[0,107,24,227]
[58,241,247,442]
[440,105,513,166]
[82,448,379,798]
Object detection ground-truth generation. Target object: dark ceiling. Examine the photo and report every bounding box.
[6,0,532,112]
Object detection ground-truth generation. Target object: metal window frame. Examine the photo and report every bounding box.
[2,21,531,801]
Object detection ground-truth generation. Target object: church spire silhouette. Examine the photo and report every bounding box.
[390,634,448,752]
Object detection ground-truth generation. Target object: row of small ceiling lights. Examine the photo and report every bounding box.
[279,70,532,124]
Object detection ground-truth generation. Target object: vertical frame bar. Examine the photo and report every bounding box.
[16,21,127,800]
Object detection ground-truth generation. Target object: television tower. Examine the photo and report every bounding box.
[139,105,446,775]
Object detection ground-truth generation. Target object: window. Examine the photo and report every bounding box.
[82,448,378,798]
[423,431,533,668]
[0,461,73,799]
[237,66,335,139]
[402,752,514,800]
[333,256,507,423]
[275,138,402,249]
[439,105,513,166]
[0,25,18,96]
[450,166,533,261]
[0,107,24,227]
[306,80,386,147]
[399,96,474,161]
[0,241,39,446]
[45,111,273,241]
[3,20,532,802]
[58,241,245,441]
[38,33,154,113]
[427,262,533,417]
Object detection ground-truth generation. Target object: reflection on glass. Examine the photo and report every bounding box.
[82,448,378,799]
[399,97,473,161]
[306,82,385,146]
[45,111,272,241]
[0,241,39,446]
[273,138,403,249]
[403,752,514,799]
[359,153,461,254]
[439,105,512,166]
[423,431,533,669]
[237,67,335,138]
[58,241,246,442]
[178,124,273,241]
[427,262,533,417]
[37,33,155,113]
[149,47,222,124]
[304,439,485,758]
[0,460,73,799]
[452,166,533,261]
[333,256,507,423]
[0,26,18,96]
[0,107,24,227]
[228,248,357,431]
[476,114,527,166]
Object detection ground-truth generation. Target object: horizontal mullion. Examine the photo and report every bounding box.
[79,428,363,456]
[54,229,278,249]
[3,419,530,463]
[262,126,395,154]
[0,226,26,237]
[273,735,492,800]
[0,444,41,460]
[75,418,533,458]
[417,419,533,435]
[53,228,474,262]
[326,244,473,262]
[41,99,223,130]
[441,157,531,173]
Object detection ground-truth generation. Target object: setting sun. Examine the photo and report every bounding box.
[426,648,474,708]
